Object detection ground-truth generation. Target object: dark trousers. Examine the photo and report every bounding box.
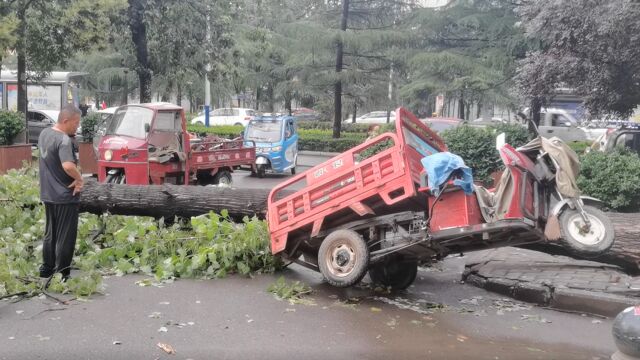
[40,203,79,277]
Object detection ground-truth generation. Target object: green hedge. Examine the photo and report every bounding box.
[567,140,594,154]
[441,124,530,184]
[187,125,367,152]
[577,147,640,212]
[0,111,26,146]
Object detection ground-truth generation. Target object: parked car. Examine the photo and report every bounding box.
[292,107,319,121]
[190,108,256,127]
[535,108,588,143]
[27,110,59,144]
[592,123,640,155]
[346,111,395,124]
[421,117,464,133]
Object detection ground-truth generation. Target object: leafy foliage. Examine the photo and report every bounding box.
[402,0,525,118]
[442,125,499,183]
[0,111,26,146]
[489,123,530,149]
[80,113,101,143]
[0,168,284,299]
[516,0,640,117]
[577,147,640,212]
[267,276,313,305]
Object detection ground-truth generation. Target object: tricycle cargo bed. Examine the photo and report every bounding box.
[267,108,446,255]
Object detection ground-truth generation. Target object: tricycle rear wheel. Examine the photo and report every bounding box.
[318,229,369,288]
[368,257,418,290]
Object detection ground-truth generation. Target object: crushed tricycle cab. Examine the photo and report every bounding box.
[267,107,614,289]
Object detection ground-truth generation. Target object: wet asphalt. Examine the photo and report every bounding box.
[1,259,615,360]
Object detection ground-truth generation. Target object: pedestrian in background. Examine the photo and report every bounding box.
[38,104,84,282]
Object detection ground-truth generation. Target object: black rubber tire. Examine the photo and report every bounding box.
[213,170,232,185]
[106,174,123,184]
[257,165,266,178]
[368,257,418,290]
[559,205,615,258]
[318,229,369,288]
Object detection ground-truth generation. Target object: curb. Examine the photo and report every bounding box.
[298,150,341,157]
[463,273,637,317]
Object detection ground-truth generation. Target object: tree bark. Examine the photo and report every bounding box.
[128,0,152,103]
[458,94,465,120]
[333,0,350,139]
[17,3,27,125]
[78,180,291,222]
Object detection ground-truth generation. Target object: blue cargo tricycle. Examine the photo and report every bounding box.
[244,115,298,177]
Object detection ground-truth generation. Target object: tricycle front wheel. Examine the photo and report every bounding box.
[368,257,418,290]
[318,229,369,288]
[559,205,615,258]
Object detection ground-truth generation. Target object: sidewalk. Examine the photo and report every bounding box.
[462,247,640,317]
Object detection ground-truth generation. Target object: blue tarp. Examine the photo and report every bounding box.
[420,152,474,196]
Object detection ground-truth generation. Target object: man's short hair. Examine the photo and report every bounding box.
[58,104,82,123]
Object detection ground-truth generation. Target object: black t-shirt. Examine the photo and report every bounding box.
[38,127,79,204]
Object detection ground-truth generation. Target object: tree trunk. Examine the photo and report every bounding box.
[458,94,465,120]
[17,3,27,131]
[255,86,261,111]
[528,97,542,136]
[333,0,350,139]
[78,180,292,222]
[128,0,152,103]
[176,83,182,106]
[352,102,357,123]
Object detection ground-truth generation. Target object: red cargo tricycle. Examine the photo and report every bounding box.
[97,103,256,185]
[267,108,614,289]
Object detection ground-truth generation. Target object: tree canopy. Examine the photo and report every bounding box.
[515,0,640,118]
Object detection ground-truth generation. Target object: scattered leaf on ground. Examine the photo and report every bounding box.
[157,342,176,354]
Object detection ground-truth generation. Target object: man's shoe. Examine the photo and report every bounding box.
[39,270,54,278]
[61,275,71,283]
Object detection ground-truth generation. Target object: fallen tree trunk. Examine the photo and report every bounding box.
[79,182,640,273]
[78,180,280,222]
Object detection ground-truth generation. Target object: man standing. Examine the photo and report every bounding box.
[38,104,84,281]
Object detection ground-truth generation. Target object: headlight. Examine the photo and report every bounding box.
[271,146,282,152]
[104,150,113,161]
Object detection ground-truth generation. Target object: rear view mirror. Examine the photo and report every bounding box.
[496,133,506,150]
[145,123,150,133]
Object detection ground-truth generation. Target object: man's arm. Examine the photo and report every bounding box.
[62,161,83,196]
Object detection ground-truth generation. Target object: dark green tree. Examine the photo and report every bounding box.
[516,0,640,118]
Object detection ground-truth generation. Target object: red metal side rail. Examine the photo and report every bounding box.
[268,132,416,254]
[190,140,256,170]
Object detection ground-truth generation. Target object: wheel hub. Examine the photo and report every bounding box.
[325,243,357,278]
[568,213,605,246]
[335,250,351,267]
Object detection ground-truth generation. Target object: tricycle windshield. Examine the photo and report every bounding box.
[106,107,154,139]
[245,120,283,143]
